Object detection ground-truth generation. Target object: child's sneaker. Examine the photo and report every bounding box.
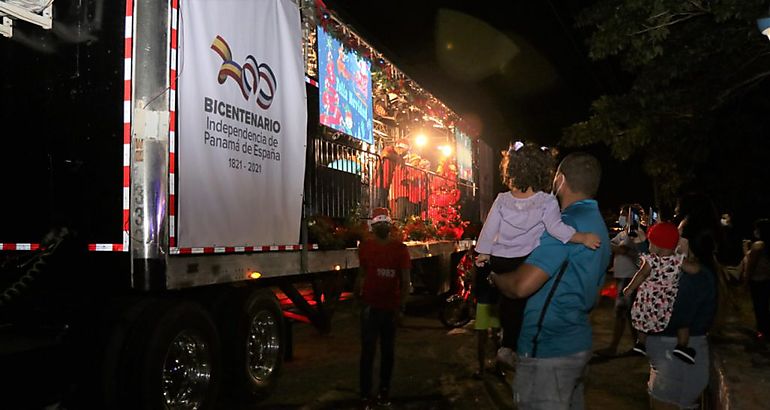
[631,341,647,356]
[672,345,696,364]
[496,347,515,368]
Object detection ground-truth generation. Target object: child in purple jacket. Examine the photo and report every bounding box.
[476,141,601,366]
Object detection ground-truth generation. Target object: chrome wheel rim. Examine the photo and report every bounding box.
[246,310,281,384]
[162,330,211,410]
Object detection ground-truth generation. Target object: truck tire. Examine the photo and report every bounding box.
[120,300,221,410]
[221,289,284,401]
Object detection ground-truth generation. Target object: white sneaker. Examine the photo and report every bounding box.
[496,347,515,368]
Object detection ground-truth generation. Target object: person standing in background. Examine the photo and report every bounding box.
[356,207,411,408]
[744,219,770,343]
[643,192,719,409]
[718,212,745,284]
[598,218,647,357]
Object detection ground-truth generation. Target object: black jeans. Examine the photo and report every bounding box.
[749,280,770,337]
[491,255,527,351]
[360,305,397,398]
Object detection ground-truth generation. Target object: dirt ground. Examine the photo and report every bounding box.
[247,288,655,410]
[248,296,502,409]
[243,275,770,409]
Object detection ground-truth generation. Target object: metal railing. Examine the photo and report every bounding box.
[307,138,380,219]
[307,137,475,223]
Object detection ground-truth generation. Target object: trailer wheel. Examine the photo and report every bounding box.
[439,294,472,328]
[122,300,221,410]
[222,289,284,400]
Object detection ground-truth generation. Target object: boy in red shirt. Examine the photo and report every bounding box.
[356,207,412,408]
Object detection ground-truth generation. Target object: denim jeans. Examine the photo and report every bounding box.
[513,350,592,410]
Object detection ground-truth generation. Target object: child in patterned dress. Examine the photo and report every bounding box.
[623,222,699,363]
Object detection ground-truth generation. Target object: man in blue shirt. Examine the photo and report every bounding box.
[491,152,611,409]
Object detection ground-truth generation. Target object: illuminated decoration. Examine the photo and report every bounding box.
[311,0,461,132]
[307,0,472,239]
[249,271,262,279]
[428,158,467,240]
[454,128,473,181]
[333,264,342,271]
[318,25,373,144]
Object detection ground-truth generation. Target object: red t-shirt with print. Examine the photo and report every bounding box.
[359,238,412,310]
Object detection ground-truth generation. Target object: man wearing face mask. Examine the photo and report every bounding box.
[491,152,611,409]
[597,209,647,357]
[718,212,744,283]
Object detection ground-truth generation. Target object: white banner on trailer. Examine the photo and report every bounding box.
[177,0,307,247]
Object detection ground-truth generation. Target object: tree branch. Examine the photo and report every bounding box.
[647,11,670,21]
[714,70,770,109]
[734,51,770,75]
[632,12,707,35]
[687,0,711,13]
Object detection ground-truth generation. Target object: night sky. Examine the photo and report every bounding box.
[327,0,652,213]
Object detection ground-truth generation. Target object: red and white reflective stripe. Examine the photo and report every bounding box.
[170,244,319,255]
[0,243,41,251]
[305,76,318,87]
[169,0,179,248]
[122,0,134,252]
[88,243,126,252]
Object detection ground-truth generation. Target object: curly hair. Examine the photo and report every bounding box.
[500,142,556,193]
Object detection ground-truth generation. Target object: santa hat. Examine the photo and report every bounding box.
[371,207,393,225]
[647,222,679,250]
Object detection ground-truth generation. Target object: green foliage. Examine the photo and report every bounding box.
[402,216,436,242]
[308,205,370,250]
[565,0,770,207]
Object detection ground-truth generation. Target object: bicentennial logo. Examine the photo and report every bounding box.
[211,35,277,110]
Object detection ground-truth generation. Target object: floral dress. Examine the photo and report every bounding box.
[631,253,686,333]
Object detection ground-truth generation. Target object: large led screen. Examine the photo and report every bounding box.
[318,26,373,144]
[455,128,473,181]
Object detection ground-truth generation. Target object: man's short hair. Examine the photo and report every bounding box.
[558,152,601,197]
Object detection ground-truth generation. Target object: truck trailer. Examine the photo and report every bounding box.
[0,0,492,408]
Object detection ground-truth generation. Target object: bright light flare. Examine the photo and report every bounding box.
[438,145,453,157]
[333,264,342,271]
[414,133,428,148]
[249,271,262,279]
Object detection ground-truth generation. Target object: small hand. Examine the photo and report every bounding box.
[584,233,602,250]
[475,253,490,267]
